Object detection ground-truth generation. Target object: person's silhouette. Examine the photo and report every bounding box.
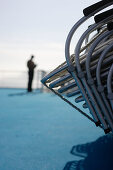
[27,55,37,92]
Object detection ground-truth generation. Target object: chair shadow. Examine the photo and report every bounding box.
[8,89,41,97]
[63,134,113,170]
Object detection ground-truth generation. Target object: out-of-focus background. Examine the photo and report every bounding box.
[0,0,102,89]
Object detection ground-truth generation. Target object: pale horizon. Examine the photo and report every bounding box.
[0,0,107,72]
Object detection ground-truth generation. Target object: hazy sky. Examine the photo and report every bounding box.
[0,0,105,71]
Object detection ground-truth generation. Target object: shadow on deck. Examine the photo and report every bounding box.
[63,134,113,170]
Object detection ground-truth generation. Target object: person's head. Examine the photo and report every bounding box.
[31,55,34,60]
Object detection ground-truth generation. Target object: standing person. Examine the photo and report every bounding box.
[27,55,37,92]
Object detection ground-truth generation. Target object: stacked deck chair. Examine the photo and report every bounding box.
[41,0,113,134]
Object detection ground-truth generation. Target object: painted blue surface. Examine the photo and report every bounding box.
[0,89,104,170]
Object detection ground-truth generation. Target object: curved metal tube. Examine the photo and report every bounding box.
[58,81,76,93]
[65,3,113,66]
[67,89,80,97]
[65,16,100,126]
[107,64,113,110]
[107,64,113,93]
[86,31,113,78]
[65,16,88,66]
[65,9,113,132]
[96,43,113,118]
[74,23,110,130]
[49,73,71,88]
[41,63,68,84]
[86,30,113,131]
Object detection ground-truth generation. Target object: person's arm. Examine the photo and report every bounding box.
[33,62,37,68]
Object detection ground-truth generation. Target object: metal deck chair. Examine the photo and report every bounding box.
[65,8,113,132]
[74,17,113,132]
[41,0,113,133]
[85,27,113,132]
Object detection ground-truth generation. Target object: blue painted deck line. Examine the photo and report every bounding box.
[58,81,76,93]
[66,89,80,97]
[75,96,84,103]
[49,73,71,88]
[41,63,68,84]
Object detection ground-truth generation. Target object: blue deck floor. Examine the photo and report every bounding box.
[0,89,104,170]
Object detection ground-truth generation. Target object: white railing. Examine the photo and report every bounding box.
[0,69,47,90]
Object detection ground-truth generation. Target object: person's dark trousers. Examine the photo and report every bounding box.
[28,71,34,92]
